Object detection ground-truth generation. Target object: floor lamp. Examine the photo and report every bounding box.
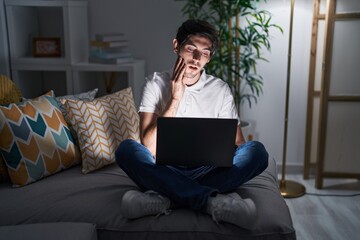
[279,0,306,198]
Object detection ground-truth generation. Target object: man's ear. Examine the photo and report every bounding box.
[173,39,179,53]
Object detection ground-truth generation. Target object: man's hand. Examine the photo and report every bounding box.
[171,56,186,101]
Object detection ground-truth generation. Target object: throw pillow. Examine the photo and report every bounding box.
[0,91,80,187]
[0,75,22,104]
[65,87,140,173]
[56,88,98,144]
[55,88,98,123]
[0,75,22,183]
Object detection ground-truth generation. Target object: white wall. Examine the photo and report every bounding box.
[242,0,314,170]
[87,0,314,169]
[88,0,186,75]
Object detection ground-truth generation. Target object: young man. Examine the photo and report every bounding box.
[115,19,268,229]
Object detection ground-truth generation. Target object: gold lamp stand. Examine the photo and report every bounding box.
[279,0,306,198]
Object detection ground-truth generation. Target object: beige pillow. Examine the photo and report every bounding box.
[65,88,140,173]
[57,88,98,145]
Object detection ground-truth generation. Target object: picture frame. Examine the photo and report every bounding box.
[32,38,61,57]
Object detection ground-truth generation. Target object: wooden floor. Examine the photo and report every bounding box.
[280,174,360,240]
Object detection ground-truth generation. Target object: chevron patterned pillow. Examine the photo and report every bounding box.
[55,88,98,124]
[0,75,22,183]
[56,88,99,145]
[65,88,140,174]
[0,91,80,187]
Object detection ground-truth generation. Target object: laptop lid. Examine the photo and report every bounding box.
[156,117,237,167]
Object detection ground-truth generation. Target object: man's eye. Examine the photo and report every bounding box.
[186,46,196,52]
[202,50,211,57]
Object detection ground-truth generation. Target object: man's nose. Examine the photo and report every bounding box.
[192,50,201,60]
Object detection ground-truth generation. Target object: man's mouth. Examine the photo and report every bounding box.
[188,65,198,71]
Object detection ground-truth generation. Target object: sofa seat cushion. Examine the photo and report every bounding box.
[0,222,97,240]
[0,158,295,240]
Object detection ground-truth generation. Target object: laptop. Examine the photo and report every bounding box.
[156,117,237,167]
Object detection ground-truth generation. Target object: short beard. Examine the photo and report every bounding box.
[184,72,197,78]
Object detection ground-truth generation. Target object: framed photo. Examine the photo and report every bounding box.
[32,38,61,57]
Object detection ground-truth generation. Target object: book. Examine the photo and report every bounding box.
[90,51,131,59]
[90,46,130,53]
[90,40,128,48]
[89,56,134,64]
[90,50,132,59]
[90,45,131,59]
[95,32,126,42]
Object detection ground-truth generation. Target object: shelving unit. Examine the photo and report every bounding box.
[5,0,88,97]
[72,60,145,107]
[4,0,145,106]
[0,0,11,76]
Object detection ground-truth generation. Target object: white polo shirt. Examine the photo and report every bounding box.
[139,70,240,124]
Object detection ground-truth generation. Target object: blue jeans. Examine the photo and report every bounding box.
[115,139,268,211]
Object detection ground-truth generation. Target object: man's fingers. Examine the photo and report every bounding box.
[179,63,186,80]
[174,62,186,82]
[172,57,181,78]
[175,63,186,81]
[173,57,180,71]
[172,57,185,80]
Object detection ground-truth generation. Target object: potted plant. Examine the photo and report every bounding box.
[176,0,282,137]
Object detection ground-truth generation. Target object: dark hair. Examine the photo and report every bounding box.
[176,19,219,55]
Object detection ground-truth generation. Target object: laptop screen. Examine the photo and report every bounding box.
[156,117,237,167]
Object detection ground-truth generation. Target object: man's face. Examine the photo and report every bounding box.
[174,35,212,80]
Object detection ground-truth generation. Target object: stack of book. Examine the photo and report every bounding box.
[89,33,133,64]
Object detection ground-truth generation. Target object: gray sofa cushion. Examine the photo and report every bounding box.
[0,158,295,240]
[0,222,97,240]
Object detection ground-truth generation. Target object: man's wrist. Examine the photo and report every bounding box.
[164,98,180,117]
[171,98,180,105]
[169,99,180,111]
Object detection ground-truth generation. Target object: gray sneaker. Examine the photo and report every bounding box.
[206,192,257,229]
[120,190,171,219]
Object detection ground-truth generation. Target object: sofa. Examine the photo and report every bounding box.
[0,84,296,239]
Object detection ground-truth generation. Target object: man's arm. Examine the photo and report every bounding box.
[139,112,157,156]
[140,57,186,156]
[235,125,246,146]
[139,98,181,156]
